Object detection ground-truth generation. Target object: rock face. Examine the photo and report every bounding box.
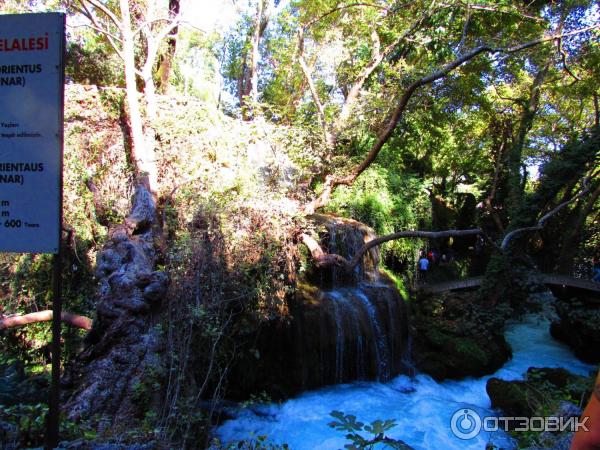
[228,215,410,399]
[63,185,168,427]
[550,296,600,364]
[305,214,381,286]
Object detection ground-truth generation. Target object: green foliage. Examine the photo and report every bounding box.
[0,400,97,448]
[170,29,222,101]
[379,268,409,301]
[328,410,412,449]
[211,434,290,449]
[325,166,430,269]
[66,39,124,87]
[0,403,48,448]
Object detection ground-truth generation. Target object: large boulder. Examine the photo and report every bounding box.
[550,297,600,364]
[411,291,512,380]
[486,367,593,436]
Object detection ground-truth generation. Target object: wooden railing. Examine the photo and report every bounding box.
[418,274,600,295]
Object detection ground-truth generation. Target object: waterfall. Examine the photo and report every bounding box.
[308,214,408,385]
[227,215,410,399]
[353,290,390,381]
[327,287,398,383]
[330,296,345,384]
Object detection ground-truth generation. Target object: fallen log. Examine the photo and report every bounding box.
[0,311,92,331]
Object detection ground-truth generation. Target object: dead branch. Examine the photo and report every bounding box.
[0,311,93,331]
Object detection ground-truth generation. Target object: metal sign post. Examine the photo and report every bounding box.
[0,12,65,449]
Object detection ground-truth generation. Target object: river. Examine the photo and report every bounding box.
[215,315,595,449]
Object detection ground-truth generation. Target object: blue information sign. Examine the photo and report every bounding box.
[0,13,64,253]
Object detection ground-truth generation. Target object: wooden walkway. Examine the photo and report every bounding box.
[418,274,600,295]
[419,277,484,294]
[541,274,600,293]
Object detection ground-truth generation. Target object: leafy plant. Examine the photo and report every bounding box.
[328,410,412,450]
[211,434,290,449]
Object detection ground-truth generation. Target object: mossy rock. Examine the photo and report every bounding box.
[550,298,600,364]
[487,368,594,419]
[414,325,511,380]
[486,377,543,417]
[410,291,511,380]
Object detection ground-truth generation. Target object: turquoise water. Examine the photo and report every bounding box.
[215,315,596,449]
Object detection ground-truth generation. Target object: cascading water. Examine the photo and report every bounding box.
[225,215,408,399]
[329,295,345,384]
[216,315,596,449]
[309,214,408,384]
[326,288,395,382]
[353,290,390,381]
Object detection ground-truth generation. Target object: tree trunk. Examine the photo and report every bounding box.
[506,63,549,217]
[157,0,180,94]
[241,0,269,120]
[120,0,158,193]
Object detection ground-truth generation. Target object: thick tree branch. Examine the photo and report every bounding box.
[0,311,92,331]
[501,178,592,249]
[302,228,482,271]
[305,24,598,212]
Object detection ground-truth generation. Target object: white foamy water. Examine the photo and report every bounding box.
[215,315,596,449]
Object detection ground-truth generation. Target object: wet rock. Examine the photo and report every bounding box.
[487,377,543,417]
[550,296,600,364]
[411,291,512,380]
[227,276,410,400]
[486,367,593,436]
[304,214,381,286]
[526,367,581,392]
